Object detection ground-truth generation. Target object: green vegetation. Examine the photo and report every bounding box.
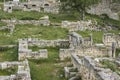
[61,0,100,20]
[0,10,79,23]
[0,0,119,79]
[100,60,120,75]
[116,49,120,57]
[29,47,68,80]
[0,66,18,76]
[77,30,120,43]
[0,47,18,62]
[0,0,3,2]
[77,31,103,43]
[0,21,7,26]
[29,46,41,52]
[0,24,68,45]
[86,13,120,28]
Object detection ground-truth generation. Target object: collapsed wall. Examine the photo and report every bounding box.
[70,54,120,80]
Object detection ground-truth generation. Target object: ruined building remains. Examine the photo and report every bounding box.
[4,0,60,13]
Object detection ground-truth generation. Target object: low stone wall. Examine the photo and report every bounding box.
[59,48,75,60]
[71,54,120,80]
[26,49,48,59]
[61,20,112,31]
[0,61,21,69]
[62,20,102,31]
[0,60,31,80]
[103,33,120,48]
[1,19,50,26]
[59,46,110,60]
[69,32,93,48]
[1,16,50,26]
[22,38,69,47]
[18,38,70,60]
[0,24,15,33]
[18,39,48,60]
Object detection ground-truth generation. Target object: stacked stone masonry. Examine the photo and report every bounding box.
[1,16,50,26]
[4,0,60,13]
[0,60,31,80]
[69,54,120,80]
[61,20,112,31]
[59,32,114,60]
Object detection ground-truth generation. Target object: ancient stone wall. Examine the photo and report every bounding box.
[62,20,100,31]
[69,32,93,48]
[0,60,31,80]
[1,18,50,26]
[59,46,110,60]
[0,24,15,33]
[71,54,120,80]
[23,38,69,47]
[103,33,120,48]
[18,38,69,60]
[3,0,60,13]
[18,39,48,60]
[59,32,111,60]
[59,48,75,60]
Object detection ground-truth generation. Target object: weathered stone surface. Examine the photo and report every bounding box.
[0,24,15,33]
[1,16,50,26]
[87,0,120,20]
[59,32,114,60]
[103,33,120,48]
[70,54,120,80]
[0,60,31,80]
[3,0,60,13]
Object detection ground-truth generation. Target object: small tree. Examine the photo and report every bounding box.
[61,0,100,20]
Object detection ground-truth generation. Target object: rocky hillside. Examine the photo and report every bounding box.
[87,0,120,20]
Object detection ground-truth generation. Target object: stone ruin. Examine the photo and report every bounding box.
[69,32,93,48]
[0,24,15,34]
[0,59,31,80]
[87,0,120,20]
[103,33,120,48]
[64,54,120,80]
[4,0,60,13]
[59,32,112,60]
[61,20,112,31]
[26,38,69,47]
[18,39,48,60]
[18,38,69,60]
[62,20,97,31]
[59,45,112,60]
[1,16,50,26]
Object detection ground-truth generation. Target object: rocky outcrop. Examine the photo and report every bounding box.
[87,0,120,20]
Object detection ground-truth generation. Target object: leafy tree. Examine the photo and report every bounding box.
[61,0,100,20]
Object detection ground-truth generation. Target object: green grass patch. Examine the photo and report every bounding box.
[0,24,68,45]
[0,66,18,76]
[0,47,18,62]
[77,30,103,43]
[0,10,79,23]
[29,47,67,80]
[0,22,7,26]
[116,48,120,57]
[100,60,120,75]
[77,30,120,43]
